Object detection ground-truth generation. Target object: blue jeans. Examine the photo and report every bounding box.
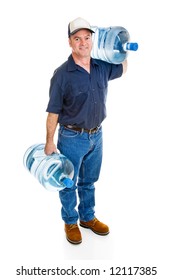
[57,125,103,224]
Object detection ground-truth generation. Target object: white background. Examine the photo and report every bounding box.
[0,0,173,279]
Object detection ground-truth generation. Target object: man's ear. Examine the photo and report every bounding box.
[68,38,72,48]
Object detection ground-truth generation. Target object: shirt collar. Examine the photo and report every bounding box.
[67,55,77,71]
[67,54,99,72]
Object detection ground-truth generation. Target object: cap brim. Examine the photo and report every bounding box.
[69,28,95,37]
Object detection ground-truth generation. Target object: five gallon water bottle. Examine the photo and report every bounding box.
[91,26,138,64]
[23,143,74,191]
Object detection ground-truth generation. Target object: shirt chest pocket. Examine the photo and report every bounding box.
[97,80,108,103]
[65,84,89,112]
[97,79,108,89]
[70,83,89,96]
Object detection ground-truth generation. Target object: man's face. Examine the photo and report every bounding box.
[69,29,93,59]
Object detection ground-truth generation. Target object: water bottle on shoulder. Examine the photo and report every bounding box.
[91,26,138,64]
[23,143,74,191]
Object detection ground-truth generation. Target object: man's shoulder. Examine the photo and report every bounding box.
[91,57,112,69]
[53,60,68,75]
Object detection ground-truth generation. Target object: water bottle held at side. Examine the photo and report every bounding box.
[91,26,138,64]
[23,143,74,192]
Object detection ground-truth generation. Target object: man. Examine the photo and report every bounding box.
[45,17,127,244]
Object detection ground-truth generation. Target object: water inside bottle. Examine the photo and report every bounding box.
[23,144,74,191]
[91,26,137,64]
[39,157,74,190]
[113,31,127,52]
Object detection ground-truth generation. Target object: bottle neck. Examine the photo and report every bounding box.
[123,42,138,51]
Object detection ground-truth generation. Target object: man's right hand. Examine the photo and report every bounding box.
[44,142,58,155]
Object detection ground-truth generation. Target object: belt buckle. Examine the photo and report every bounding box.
[95,125,101,133]
[89,126,99,134]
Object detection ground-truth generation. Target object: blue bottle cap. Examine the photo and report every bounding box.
[62,178,74,188]
[126,42,138,51]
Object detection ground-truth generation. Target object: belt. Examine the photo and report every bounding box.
[63,125,101,134]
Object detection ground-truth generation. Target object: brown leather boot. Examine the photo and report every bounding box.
[65,224,82,244]
[80,218,109,235]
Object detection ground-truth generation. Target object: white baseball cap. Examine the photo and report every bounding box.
[68,17,94,37]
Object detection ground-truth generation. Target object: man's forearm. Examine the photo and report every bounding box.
[46,113,59,143]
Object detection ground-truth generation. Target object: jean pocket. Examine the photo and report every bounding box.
[60,126,79,138]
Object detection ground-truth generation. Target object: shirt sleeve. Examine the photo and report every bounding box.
[108,63,123,80]
[46,75,63,114]
[96,59,123,81]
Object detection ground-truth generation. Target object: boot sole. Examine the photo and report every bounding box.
[66,237,82,245]
[80,223,109,235]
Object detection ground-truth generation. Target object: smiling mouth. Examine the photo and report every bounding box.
[79,47,88,50]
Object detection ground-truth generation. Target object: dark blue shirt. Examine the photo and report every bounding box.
[46,54,123,129]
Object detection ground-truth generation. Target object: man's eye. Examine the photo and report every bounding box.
[86,36,91,41]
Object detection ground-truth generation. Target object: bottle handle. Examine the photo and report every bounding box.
[42,159,62,180]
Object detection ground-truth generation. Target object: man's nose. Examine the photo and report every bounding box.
[80,38,86,45]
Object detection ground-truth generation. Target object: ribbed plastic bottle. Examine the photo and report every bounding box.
[91,26,138,64]
[23,143,74,191]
